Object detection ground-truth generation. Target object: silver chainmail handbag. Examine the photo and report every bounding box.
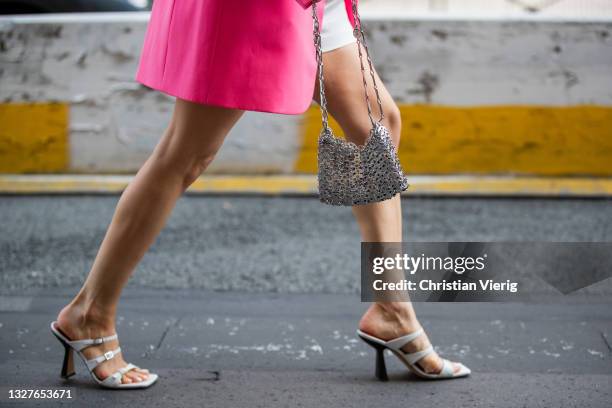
[311,0,409,206]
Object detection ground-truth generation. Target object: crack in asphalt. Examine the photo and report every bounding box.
[599,330,612,355]
[155,316,183,352]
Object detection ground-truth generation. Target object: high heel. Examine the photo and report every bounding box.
[60,345,75,379]
[50,321,158,389]
[357,329,471,380]
[360,336,389,381]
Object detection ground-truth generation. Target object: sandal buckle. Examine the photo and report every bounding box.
[104,350,114,360]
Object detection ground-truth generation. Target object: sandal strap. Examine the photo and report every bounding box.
[99,363,141,387]
[100,370,124,387]
[439,359,455,377]
[68,333,118,351]
[85,346,121,371]
[386,328,424,350]
[118,363,137,375]
[404,345,434,365]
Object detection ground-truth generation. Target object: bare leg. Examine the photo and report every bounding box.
[318,43,461,374]
[56,100,243,384]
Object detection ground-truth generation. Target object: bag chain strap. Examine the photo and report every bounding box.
[311,0,384,131]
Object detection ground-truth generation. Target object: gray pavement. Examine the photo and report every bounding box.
[0,290,611,407]
[1,195,611,407]
[2,195,612,293]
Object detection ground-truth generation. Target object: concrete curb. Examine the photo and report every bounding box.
[1,174,612,197]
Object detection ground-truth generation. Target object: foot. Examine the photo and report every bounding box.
[358,303,464,375]
[56,303,150,385]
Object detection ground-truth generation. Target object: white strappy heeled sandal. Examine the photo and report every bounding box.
[357,328,471,381]
[50,321,158,389]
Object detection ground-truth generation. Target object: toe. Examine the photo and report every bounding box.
[126,371,143,382]
[135,368,150,377]
[122,375,132,384]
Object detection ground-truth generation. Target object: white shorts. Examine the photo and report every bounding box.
[321,0,356,52]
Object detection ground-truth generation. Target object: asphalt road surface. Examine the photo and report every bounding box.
[2,195,612,293]
[1,195,611,407]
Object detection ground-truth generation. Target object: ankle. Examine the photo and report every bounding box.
[359,303,421,337]
[59,293,116,331]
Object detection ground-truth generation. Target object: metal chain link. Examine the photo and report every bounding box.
[312,0,384,130]
[351,0,385,125]
[311,1,329,131]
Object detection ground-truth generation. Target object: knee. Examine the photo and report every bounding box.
[180,154,215,189]
[344,102,402,147]
[382,102,402,149]
[153,128,218,190]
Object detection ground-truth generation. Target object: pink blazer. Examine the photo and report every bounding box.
[136,0,356,115]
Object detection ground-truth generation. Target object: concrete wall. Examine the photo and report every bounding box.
[360,0,612,19]
[1,13,611,175]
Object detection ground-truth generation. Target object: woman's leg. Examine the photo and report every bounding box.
[318,43,461,374]
[56,99,243,384]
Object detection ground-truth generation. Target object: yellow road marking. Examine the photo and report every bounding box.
[1,175,612,197]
